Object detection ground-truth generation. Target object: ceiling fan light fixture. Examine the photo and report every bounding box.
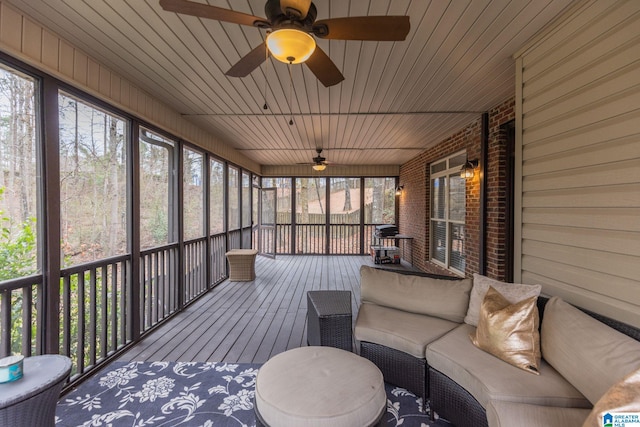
[266,28,316,64]
[312,163,326,171]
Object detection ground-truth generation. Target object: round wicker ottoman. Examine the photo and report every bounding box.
[254,346,386,427]
[0,355,72,427]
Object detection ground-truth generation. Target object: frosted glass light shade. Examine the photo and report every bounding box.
[267,29,316,64]
[312,163,326,171]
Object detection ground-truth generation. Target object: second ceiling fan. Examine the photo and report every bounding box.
[159,0,410,87]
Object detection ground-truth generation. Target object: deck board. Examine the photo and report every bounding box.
[118,255,408,364]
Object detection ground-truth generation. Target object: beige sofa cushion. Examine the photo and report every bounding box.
[360,265,472,323]
[355,302,459,358]
[426,324,590,408]
[582,367,640,427]
[541,297,640,404]
[486,400,591,427]
[464,273,541,326]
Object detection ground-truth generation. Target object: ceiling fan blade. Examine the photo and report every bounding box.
[313,16,410,41]
[280,0,311,19]
[159,0,269,27]
[226,42,268,77]
[305,46,344,87]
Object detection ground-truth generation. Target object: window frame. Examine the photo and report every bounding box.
[429,151,467,276]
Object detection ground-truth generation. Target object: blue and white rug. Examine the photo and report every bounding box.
[56,361,450,426]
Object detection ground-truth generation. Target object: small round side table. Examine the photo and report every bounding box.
[0,355,72,427]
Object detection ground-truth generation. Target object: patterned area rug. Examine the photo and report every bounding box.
[56,361,451,426]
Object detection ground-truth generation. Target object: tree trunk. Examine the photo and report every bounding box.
[343,178,352,212]
[372,178,384,224]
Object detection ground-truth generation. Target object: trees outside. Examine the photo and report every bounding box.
[140,128,174,249]
[228,167,240,230]
[183,147,204,241]
[0,67,38,279]
[58,93,127,265]
[0,67,39,356]
[210,159,225,234]
[366,177,395,225]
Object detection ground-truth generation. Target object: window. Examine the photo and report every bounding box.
[295,177,326,254]
[242,171,251,228]
[228,166,240,230]
[364,177,396,224]
[209,159,224,234]
[430,152,467,274]
[183,147,204,240]
[296,177,326,224]
[330,178,360,224]
[262,178,292,224]
[139,128,176,249]
[58,92,128,265]
[0,66,39,280]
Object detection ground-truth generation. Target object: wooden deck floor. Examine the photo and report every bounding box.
[119,255,409,364]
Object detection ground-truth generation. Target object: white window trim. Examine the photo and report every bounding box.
[429,150,466,276]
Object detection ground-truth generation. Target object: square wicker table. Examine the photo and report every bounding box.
[306,291,353,351]
[225,249,258,281]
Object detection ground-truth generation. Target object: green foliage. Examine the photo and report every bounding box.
[0,188,38,355]
[0,188,37,281]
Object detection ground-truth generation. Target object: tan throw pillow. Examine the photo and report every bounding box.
[582,367,640,427]
[464,274,541,326]
[471,286,541,375]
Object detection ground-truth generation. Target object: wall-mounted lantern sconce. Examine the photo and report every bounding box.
[460,159,479,180]
[395,185,404,196]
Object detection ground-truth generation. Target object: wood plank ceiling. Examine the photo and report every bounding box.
[7,0,574,167]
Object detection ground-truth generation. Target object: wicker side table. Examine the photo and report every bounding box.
[0,355,71,427]
[225,249,258,281]
[307,290,353,351]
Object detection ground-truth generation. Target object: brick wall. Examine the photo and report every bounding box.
[399,97,515,279]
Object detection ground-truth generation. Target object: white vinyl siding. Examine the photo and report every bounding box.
[514,0,640,327]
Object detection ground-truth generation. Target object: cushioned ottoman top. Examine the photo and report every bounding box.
[255,346,386,427]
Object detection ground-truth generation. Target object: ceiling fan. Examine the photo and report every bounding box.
[159,0,410,87]
[297,148,329,171]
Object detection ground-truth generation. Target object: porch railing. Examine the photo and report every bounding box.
[184,238,207,303]
[210,233,227,285]
[0,275,43,358]
[59,255,131,380]
[295,224,326,254]
[0,230,234,388]
[140,244,179,332]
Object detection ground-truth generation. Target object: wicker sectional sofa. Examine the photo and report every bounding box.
[353,266,640,427]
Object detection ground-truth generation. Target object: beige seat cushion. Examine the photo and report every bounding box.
[255,346,386,427]
[360,265,472,323]
[541,297,640,404]
[486,400,591,427]
[426,324,590,408]
[355,302,459,358]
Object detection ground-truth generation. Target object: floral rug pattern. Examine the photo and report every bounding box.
[56,361,450,426]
